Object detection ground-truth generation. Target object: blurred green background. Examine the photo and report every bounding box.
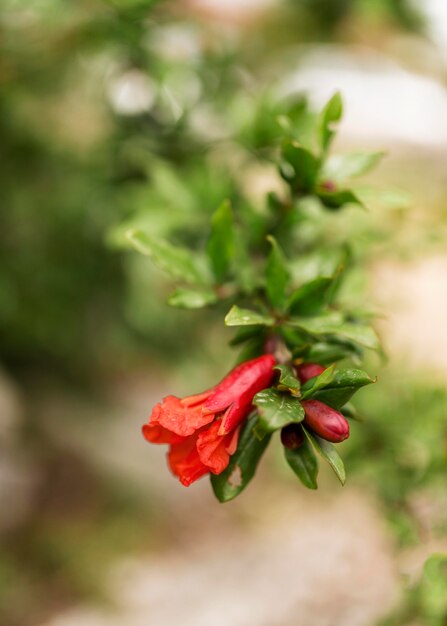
[1,1,446,625]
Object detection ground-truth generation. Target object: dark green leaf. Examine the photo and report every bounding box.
[287,276,334,316]
[265,235,289,311]
[274,364,301,395]
[301,364,336,399]
[254,388,304,433]
[207,200,235,282]
[225,305,274,327]
[319,92,343,152]
[280,141,319,193]
[285,437,319,489]
[309,368,375,409]
[126,229,209,285]
[167,287,217,309]
[321,152,385,182]
[229,326,264,347]
[211,414,271,503]
[304,429,346,485]
[317,188,363,210]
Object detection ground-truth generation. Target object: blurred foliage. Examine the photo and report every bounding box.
[0,0,444,625]
[379,553,447,626]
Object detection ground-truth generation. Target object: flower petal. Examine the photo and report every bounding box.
[168,436,209,486]
[204,355,275,415]
[151,395,215,437]
[196,421,232,475]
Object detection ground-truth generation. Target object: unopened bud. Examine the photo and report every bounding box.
[296,363,326,384]
[281,423,305,449]
[301,399,349,443]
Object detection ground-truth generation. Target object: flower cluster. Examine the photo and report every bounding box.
[143,355,276,486]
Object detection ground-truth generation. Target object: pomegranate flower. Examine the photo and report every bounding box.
[302,399,349,443]
[142,354,276,486]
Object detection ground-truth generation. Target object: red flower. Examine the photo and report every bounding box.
[142,354,276,486]
[302,399,349,443]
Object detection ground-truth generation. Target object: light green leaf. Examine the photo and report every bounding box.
[304,429,346,485]
[207,200,235,282]
[285,438,319,489]
[167,287,217,309]
[254,388,305,433]
[274,364,301,395]
[321,152,385,182]
[211,414,271,503]
[126,229,209,285]
[319,92,343,152]
[301,364,336,399]
[265,236,289,311]
[225,305,274,327]
[287,315,381,351]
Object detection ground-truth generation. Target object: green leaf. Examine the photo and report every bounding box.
[265,235,289,311]
[304,429,346,485]
[301,364,336,399]
[211,414,271,503]
[167,287,217,309]
[285,437,319,489]
[207,200,235,282]
[280,141,319,193]
[317,188,363,210]
[225,305,274,327]
[126,229,209,285]
[288,315,381,351]
[321,152,385,183]
[229,326,264,347]
[308,368,375,409]
[254,388,305,433]
[274,364,301,395]
[292,341,358,365]
[319,92,343,152]
[287,276,334,316]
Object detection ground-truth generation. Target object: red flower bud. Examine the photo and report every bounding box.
[142,354,276,486]
[281,424,305,450]
[301,399,349,443]
[296,363,326,384]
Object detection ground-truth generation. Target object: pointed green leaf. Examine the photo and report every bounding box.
[207,200,235,282]
[211,414,271,503]
[126,229,209,285]
[304,429,346,485]
[229,326,264,347]
[225,305,274,327]
[254,388,305,433]
[274,364,301,395]
[280,141,319,193]
[167,287,217,309]
[287,316,381,351]
[285,437,319,489]
[265,236,290,311]
[301,364,336,399]
[319,92,343,152]
[321,152,385,182]
[287,276,335,316]
[307,368,375,409]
